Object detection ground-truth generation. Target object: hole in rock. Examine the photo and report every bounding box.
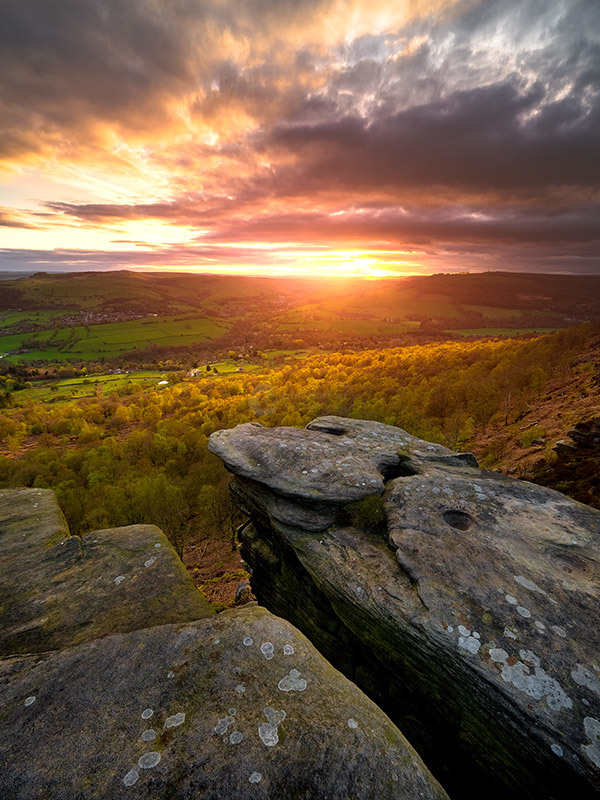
[379,457,419,481]
[443,510,475,530]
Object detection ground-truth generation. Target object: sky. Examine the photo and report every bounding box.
[0,0,599,278]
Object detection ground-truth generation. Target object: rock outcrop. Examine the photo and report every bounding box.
[210,416,600,799]
[0,488,447,800]
[533,416,600,509]
[0,488,214,655]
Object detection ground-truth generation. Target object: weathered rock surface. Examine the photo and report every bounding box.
[0,486,447,800]
[210,416,600,799]
[0,605,447,800]
[0,488,214,654]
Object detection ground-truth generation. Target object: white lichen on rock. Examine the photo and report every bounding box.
[491,649,572,710]
[138,752,161,769]
[582,717,600,768]
[458,627,481,654]
[258,707,286,747]
[572,665,600,697]
[260,641,274,660]
[123,768,139,786]
[214,715,235,735]
[164,712,186,728]
[514,575,548,596]
[278,668,307,691]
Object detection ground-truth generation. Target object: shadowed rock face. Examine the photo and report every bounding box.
[209,416,600,800]
[0,487,447,800]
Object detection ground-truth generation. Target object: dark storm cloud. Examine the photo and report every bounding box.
[200,203,600,251]
[267,79,600,198]
[0,0,330,156]
[2,0,599,273]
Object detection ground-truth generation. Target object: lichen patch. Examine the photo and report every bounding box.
[572,665,600,697]
[138,752,161,769]
[259,707,286,747]
[491,649,572,710]
[123,768,139,786]
[514,575,548,596]
[260,641,275,660]
[164,712,186,729]
[278,668,307,691]
[582,717,600,768]
[214,715,235,736]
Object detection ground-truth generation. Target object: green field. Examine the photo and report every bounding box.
[22,371,173,401]
[0,315,230,363]
[1,270,596,366]
[0,310,68,326]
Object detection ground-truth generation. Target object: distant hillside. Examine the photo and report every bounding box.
[1,270,599,365]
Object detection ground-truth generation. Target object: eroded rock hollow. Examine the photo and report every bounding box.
[209,416,600,799]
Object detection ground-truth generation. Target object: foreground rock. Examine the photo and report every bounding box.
[1,605,446,799]
[0,488,214,655]
[0,487,447,800]
[210,416,600,799]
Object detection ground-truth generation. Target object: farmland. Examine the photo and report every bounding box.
[0,315,229,363]
[0,270,599,367]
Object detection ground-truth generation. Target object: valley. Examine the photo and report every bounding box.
[1,274,599,611]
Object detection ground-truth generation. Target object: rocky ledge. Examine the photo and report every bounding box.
[210,416,600,799]
[0,488,446,799]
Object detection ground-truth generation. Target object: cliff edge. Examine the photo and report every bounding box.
[210,415,600,799]
[0,487,446,800]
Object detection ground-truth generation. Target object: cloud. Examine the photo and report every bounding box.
[0,0,599,273]
[0,206,43,229]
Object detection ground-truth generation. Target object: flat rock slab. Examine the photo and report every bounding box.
[0,489,213,655]
[210,416,600,798]
[209,417,476,508]
[0,605,447,800]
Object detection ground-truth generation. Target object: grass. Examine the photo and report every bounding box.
[0,315,230,363]
[22,371,176,401]
[0,310,69,327]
